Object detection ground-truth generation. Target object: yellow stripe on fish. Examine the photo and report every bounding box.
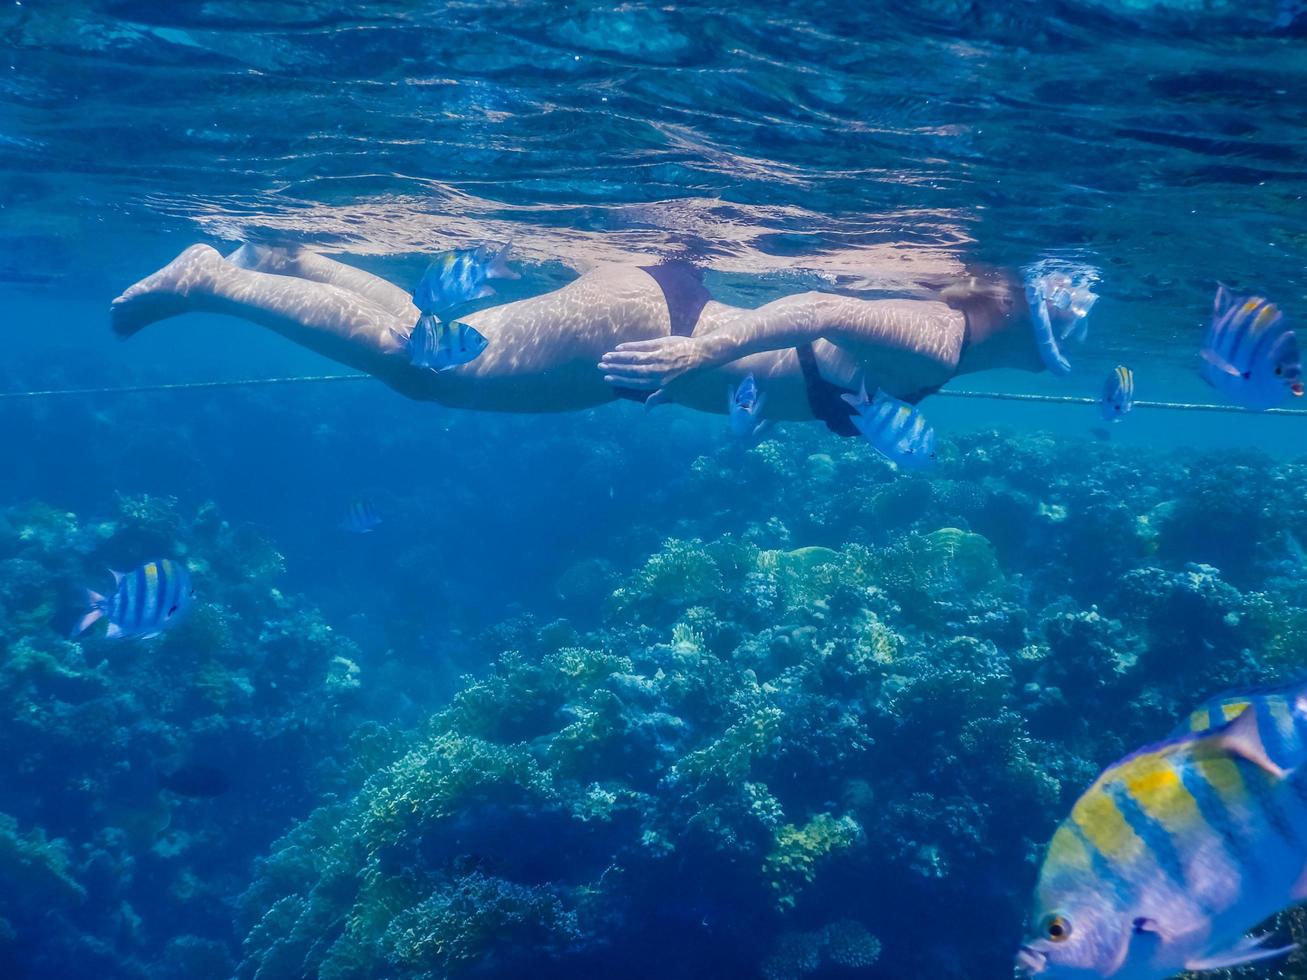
[1253,304,1281,331]
[1122,756,1204,838]
[1072,787,1145,866]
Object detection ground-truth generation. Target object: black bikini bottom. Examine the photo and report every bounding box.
[613,263,713,404]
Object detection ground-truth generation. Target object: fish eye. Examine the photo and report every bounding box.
[1276,366,1284,376]
[1044,914,1072,942]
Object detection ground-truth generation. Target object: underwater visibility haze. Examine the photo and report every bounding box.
[2,1,1307,978]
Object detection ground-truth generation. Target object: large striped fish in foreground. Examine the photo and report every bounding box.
[840,384,936,469]
[1016,683,1307,979]
[74,559,195,640]
[1200,286,1303,410]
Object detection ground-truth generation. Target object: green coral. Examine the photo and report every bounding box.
[763,813,862,910]
[0,811,86,912]
[611,538,724,611]
[380,873,579,974]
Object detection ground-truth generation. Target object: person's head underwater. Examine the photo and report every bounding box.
[1025,266,1100,375]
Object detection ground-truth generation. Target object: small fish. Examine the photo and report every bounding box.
[1017,687,1307,980]
[412,243,518,316]
[840,383,936,469]
[393,315,490,372]
[159,763,230,798]
[74,559,194,640]
[727,374,766,439]
[1100,365,1134,422]
[341,499,382,534]
[1200,286,1303,411]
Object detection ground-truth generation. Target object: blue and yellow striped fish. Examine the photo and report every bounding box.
[74,559,195,640]
[1100,365,1134,422]
[1200,285,1303,411]
[1017,684,1307,979]
[340,498,382,534]
[840,383,937,469]
[412,243,518,316]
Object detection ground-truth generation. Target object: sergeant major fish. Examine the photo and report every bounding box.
[1101,365,1135,422]
[412,243,518,316]
[1017,683,1307,980]
[728,373,766,439]
[840,383,936,469]
[392,314,489,372]
[340,499,382,534]
[1200,286,1303,411]
[74,559,195,640]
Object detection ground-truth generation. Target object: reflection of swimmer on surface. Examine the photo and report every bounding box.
[111,243,1095,433]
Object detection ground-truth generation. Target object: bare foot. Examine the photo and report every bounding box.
[110,243,225,337]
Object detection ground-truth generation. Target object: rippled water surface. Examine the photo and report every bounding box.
[2,0,1305,391]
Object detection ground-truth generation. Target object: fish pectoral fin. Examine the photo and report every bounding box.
[839,391,862,409]
[1211,705,1290,779]
[1184,935,1296,972]
[1199,347,1243,378]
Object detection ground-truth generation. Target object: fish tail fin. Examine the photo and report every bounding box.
[72,590,107,637]
[487,242,519,280]
[1186,936,1296,972]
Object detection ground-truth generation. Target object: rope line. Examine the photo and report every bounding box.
[0,374,373,401]
[1,373,1305,417]
[934,389,1307,417]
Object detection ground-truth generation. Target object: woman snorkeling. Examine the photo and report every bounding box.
[110,242,1097,435]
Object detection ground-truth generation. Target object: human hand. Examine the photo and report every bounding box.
[598,335,706,390]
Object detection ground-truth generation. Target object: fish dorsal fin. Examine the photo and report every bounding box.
[110,569,125,584]
[1205,706,1289,779]
[1213,283,1234,319]
[487,242,520,280]
[1185,934,1296,972]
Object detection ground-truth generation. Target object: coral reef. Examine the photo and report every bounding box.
[7,398,1307,980]
[0,495,392,978]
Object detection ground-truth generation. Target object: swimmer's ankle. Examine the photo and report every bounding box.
[110,243,224,337]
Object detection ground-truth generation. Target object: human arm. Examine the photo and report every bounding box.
[598,292,965,391]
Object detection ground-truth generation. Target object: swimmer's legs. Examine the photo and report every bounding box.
[227,244,417,322]
[110,244,414,382]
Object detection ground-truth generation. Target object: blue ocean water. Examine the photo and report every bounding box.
[2,2,1307,978]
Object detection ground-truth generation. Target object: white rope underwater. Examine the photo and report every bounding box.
[934,389,1307,417]
[2,373,1307,416]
